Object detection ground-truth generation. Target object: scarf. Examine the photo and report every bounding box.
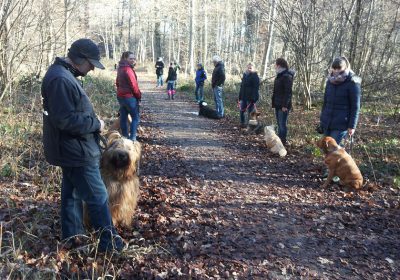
[328,69,350,85]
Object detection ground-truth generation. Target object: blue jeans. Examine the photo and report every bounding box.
[324,128,348,146]
[167,81,175,91]
[213,86,224,117]
[118,97,140,141]
[275,108,289,143]
[195,83,204,102]
[61,164,120,251]
[157,75,163,86]
[240,100,255,124]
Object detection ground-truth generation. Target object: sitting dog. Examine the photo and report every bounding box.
[109,113,132,132]
[246,110,264,134]
[264,125,287,157]
[316,136,363,189]
[84,131,141,228]
[199,101,220,119]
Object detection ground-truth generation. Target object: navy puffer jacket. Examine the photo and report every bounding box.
[239,71,260,102]
[320,72,361,131]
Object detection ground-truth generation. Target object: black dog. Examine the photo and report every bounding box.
[199,101,220,119]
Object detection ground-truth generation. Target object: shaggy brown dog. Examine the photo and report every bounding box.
[317,136,363,189]
[83,131,140,228]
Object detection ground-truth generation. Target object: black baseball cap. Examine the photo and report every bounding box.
[68,38,105,69]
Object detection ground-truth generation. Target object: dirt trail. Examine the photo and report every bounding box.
[128,77,399,279]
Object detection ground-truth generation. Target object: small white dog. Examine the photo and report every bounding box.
[264,125,287,157]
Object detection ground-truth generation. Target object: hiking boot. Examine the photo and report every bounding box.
[98,234,126,253]
[240,123,247,129]
[322,169,329,178]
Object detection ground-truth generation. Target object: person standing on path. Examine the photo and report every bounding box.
[155,57,165,87]
[238,62,260,127]
[41,38,125,252]
[166,62,177,100]
[116,51,142,141]
[211,55,226,118]
[271,58,295,146]
[319,56,361,145]
[194,63,207,102]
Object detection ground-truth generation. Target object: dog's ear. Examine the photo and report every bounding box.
[324,140,330,151]
[326,137,338,152]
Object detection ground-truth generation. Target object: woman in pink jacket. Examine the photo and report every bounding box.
[116,51,141,141]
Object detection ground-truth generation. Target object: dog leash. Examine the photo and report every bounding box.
[349,135,354,155]
[98,134,108,153]
[237,100,256,112]
[344,134,354,155]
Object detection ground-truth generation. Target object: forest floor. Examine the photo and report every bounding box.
[0,76,399,279]
[122,78,399,279]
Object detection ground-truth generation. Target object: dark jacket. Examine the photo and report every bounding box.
[166,66,177,82]
[272,69,294,110]
[155,61,164,76]
[116,60,141,100]
[41,57,102,167]
[320,72,361,131]
[238,71,260,102]
[211,61,226,88]
[195,68,207,86]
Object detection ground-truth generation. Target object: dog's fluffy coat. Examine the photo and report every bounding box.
[84,131,141,228]
[264,125,287,157]
[109,114,132,132]
[317,136,363,189]
[101,131,141,227]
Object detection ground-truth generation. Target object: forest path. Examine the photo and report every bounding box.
[127,76,399,279]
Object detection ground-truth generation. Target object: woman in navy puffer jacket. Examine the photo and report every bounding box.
[320,56,361,145]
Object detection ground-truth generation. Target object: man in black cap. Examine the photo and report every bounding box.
[41,38,125,252]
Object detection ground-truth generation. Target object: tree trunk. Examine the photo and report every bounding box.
[188,0,195,75]
[63,0,70,56]
[262,0,276,80]
[349,0,362,70]
[203,1,208,64]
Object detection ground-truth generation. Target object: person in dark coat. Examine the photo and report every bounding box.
[116,51,142,141]
[238,62,260,127]
[320,56,361,145]
[165,62,177,99]
[211,55,226,118]
[194,63,207,102]
[41,38,124,252]
[155,57,164,87]
[272,58,295,145]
